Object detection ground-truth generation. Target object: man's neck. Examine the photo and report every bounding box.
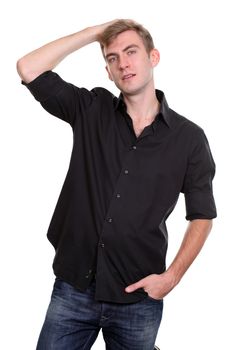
[123,89,160,124]
[122,88,160,137]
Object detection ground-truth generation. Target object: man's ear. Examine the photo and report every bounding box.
[105,66,113,81]
[150,48,160,68]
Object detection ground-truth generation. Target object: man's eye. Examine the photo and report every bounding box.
[127,50,136,55]
[108,57,116,63]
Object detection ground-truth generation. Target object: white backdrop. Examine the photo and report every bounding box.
[1,0,232,349]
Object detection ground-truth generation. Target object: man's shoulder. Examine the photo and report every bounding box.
[90,87,118,107]
[169,107,204,136]
[92,86,115,97]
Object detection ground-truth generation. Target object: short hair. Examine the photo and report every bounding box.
[98,19,155,57]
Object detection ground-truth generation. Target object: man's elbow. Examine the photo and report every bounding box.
[16,57,38,83]
[205,219,213,234]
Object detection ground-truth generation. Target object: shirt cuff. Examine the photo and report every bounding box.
[185,190,217,220]
[22,71,63,102]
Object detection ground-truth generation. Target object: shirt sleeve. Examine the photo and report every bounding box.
[181,128,217,220]
[22,71,96,128]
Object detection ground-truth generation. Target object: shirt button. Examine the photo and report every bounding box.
[116,193,121,198]
[85,269,93,278]
[101,243,105,248]
[132,145,137,150]
[107,218,113,223]
[124,169,129,175]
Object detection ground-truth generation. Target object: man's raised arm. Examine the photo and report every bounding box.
[16,21,115,83]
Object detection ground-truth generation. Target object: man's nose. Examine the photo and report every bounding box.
[119,56,130,70]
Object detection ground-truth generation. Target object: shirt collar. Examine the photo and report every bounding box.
[114,90,172,129]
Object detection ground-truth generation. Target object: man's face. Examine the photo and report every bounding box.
[104,30,159,96]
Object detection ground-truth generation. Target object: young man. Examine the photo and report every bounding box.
[17,19,216,350]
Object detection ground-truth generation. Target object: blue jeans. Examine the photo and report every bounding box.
[36,278,163,350]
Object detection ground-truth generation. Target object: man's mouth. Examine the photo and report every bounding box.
[122,74,136,80]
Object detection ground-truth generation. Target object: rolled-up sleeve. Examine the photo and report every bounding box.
[22,71,96,128]
[181,128,217,220]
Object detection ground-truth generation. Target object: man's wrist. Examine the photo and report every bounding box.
[164,268,181,289]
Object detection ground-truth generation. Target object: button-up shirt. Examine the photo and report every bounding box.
[23,71,217,303]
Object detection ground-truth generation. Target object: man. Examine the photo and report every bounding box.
[17,19,216,350]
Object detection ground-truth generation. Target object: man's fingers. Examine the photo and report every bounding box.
[125,279,145,293]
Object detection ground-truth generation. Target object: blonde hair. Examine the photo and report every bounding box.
[98,19,155,57]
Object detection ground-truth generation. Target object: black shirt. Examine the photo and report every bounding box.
[23,71,217,303]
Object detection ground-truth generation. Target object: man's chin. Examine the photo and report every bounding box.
[120,87,142,97]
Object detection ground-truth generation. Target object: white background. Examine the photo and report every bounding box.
[1,0,232,349]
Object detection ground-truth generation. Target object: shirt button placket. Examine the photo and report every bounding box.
[99,149,134,256]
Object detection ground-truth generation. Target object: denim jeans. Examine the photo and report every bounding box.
[36,278,163,350]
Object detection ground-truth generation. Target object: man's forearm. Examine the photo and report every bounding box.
[16,21,114,83]
[126,219,213,299]
[166,219,213,287]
